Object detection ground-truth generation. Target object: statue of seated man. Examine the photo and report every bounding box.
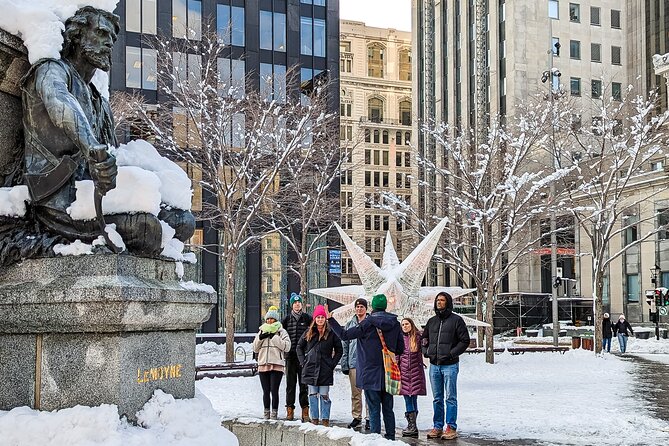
[20,6,194,257]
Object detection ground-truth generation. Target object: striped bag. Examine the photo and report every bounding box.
[376,328,401,395]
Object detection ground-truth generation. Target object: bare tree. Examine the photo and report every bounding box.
[125,28,327,361]
[381,102,569,364]
[550,87,669,354]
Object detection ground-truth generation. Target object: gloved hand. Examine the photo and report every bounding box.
[88,145,117,196]
[342,369,349,375]
[259,331,274,340]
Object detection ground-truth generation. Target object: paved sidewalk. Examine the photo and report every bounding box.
[625,353,669,424]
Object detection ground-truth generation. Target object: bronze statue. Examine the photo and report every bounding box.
[0,6,194,265]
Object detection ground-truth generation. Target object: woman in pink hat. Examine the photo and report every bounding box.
[296,304,343,426]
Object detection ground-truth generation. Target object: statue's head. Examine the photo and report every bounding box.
[61,6,120,71]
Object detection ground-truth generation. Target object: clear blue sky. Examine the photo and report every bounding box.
[340,0,411,32]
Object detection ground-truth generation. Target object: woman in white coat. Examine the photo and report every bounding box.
[253,305,291,419]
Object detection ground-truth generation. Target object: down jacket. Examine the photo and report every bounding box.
[296,325,343,386]
[398,331,427,396]
[422,295,470,365]
[252,328,291,368]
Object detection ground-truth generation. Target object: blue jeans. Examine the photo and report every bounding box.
[602,337,611,352]
[618,334,628,353]
[308,385,331,420]
[404,395,418,413]
[365,389,396,440]
[430,363,459,431]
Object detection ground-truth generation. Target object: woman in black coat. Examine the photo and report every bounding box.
[602,313,613,353]
[296,305,343,426]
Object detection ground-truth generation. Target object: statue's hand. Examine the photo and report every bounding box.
[89,145,117,196]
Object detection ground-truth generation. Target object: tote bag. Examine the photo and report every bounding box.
[376,328,401,395]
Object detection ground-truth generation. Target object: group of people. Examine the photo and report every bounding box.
[252,291,470,441]
[601,313,634,353]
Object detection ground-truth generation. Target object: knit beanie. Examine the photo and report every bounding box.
[265,305,280,321]
[371,293,387,311]
[354,297,368,309]
[313,304,327,319]
[619,314,625,320]
[289,292,303,306]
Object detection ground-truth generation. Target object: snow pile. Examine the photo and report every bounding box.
[0,185,31,217]
[104,223,126,250]
[180,281,216,294]
[112,140,193,211]
[53,236,106,256]
[0,389,237,446]
[198,349,669,445]
[67,167,162,220]
[622,336,669,354]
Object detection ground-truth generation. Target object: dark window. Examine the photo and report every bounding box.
[382,130,389,144]
[611,9,621,29]
[590,6,600,25]
[611,46,621,65]
[570,40,581,59]
[396,151,402,167]
[373,130,380,144]
[368,98,384,122]
[591,43,601,62]
[396,131,402,145]
[569,3,580,22]
[552,37,560,56]
[591,79,602,98]
[658,209,669,240]
[570,77,581,96]
[612,82,622,101]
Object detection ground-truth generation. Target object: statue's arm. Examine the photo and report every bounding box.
[34,62,99,159]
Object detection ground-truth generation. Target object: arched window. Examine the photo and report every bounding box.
[399,100,412,125]
[373,130,380,144]
[396,131,402,145]
[266,256,273,269]
[266,276,274,293]
[367,44,384,78]
[399,48,411,81]
[368,97,383,122]
[382,130,389,144]
[404,131,411,145]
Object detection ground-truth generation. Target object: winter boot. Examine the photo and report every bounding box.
[364,419,370,431]
[322,419,330,427]
[426,428,443,438]
[270,410,278,420]
[286,407,295,421]
[347,418,361,429]
[301,406,310,423]
[312,419,320,425]
[263,409,270,420]
[441,426,458,440]
[402,411,418,437]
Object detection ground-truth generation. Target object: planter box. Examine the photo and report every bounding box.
[635,331,651,340]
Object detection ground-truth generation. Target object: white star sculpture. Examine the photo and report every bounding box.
[311,218,488,327]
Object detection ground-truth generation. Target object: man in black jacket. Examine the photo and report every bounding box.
[422,292,470,441]
[282,293,312,421]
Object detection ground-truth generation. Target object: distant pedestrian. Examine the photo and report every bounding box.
[422,292,470,441]
[398,317,427,438]
[328,294,405,441]
[253,306,291,420]
[613,314,634,353]
[282,293,312,421]
[602,313,613,353]
[340,297,370,430]
[296,305,343,427]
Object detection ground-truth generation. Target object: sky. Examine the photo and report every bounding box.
[340,0,412,32]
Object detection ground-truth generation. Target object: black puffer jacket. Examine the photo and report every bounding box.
[602,317,613,339]
[296,324,343,386]
[422,295,470,365]
[282,312,312,353]
[613,319,634,336]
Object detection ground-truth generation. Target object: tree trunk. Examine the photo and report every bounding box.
[484,291,495,364]
[300,261,308,297]
[224,251,238,363]
[476,298,484,346]
[593,271,604,355]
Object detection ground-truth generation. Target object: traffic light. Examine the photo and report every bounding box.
[655,289,663,307]
[664,289,669,307]
[654,287,669,307]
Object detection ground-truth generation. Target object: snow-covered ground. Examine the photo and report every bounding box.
[0,390,237,446]
[198,348,669,446]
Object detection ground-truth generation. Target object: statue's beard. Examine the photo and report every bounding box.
[81,45,112,71]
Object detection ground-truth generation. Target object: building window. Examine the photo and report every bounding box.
[611,46,621,65]
[569,40,580,59]
[300,17,325,57]
[404,132,411,146]
[217,4,245,46]
[382,130,389,144]
[260,11,286,52]
[570,113,582,132]
[592,116,603,136]
[260,63,287,102]
[396,132,402,146]
[126,0,157,34]
[266,276,274,293]
[651,160,664,172]
[399,100,412,125]
[570,77,581,96]
[368,44,384,78]
[591,79,602,99]
[301,0,326,5]
[612,82,622,101]
[590,6,600,25]
[552,37,560,56]
[569,3,580,22]
[626,274,639,303]
[548,0,559,19]
[125,47,157,90]
[591,43,601,62]
[611,9,621,29]
[266,256,274,269]
[173,0,201,40]
[658,209,669,240]
[218,58,245,99]
[399,48,411,81]
[173,52,201,91]
[368,98,383,122]
[373,130,380,144]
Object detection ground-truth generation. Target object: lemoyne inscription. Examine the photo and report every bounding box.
[137,364,182,383]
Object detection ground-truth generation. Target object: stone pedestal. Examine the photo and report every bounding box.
[0,255,216,420]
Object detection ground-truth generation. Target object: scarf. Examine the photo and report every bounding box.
[260,321,282,334]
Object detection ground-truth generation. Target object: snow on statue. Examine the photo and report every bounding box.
[310,218,487,327]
